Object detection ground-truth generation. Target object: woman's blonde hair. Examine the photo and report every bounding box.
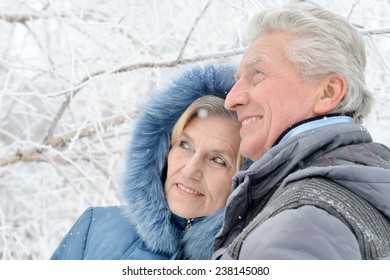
[170,95,244,172]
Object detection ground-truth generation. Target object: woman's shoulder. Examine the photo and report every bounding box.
[51,206,140,259]
[86,206,137,235]
[81,206,142,259]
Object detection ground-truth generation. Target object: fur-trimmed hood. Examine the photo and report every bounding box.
[121,64,236,259]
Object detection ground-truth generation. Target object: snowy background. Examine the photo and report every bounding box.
[0,0,389,260]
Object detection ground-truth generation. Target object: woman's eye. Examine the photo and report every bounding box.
[213,156,226,166]
[179,140,190,150]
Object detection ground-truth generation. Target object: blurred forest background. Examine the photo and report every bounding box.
[1,0,389,259]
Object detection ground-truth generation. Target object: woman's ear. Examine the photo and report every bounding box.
[314,74,346,115]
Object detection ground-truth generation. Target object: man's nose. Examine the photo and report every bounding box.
[224,80,249,111]
[181,156,202,181]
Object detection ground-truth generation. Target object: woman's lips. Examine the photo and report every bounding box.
[176,183,204,196]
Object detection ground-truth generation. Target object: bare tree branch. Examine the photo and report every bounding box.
[347,0,362,20]
[0,14,40,23]
[360,27,390,36]
[1,112,137,167]
[0,148,122,166]
[368,36,390,73]
[175,0,213,62]
[41,47,245,143]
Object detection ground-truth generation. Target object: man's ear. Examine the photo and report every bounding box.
[314,74,346,115]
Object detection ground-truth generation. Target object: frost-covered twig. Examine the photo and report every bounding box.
[347,0,362,20]
[8,148,122,165]
[1,112,136,167]
[46,113,135,147]
[46,48,245,99]
[367,36,390,73]
[175,0,213,62]
[360,27,390,36]
[0,14,40,23]
[42,153,97,206]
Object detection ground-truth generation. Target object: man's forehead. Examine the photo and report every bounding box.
[245,56,267,69]
[234,56,266,79]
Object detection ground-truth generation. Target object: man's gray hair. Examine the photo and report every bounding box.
[245,2,373,123]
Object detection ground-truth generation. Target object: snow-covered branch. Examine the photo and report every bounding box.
[1,112,138,167]
[0,14,40,23]
[41,48,244,143]
[360,27,390,36]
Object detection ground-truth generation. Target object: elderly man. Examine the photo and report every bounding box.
[213,2,390,260]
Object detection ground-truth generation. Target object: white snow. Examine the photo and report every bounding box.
[0,0,389,259]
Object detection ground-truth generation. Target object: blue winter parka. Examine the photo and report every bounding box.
[50,64,237,260]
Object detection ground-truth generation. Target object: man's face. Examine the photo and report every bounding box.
[225,31,320,161]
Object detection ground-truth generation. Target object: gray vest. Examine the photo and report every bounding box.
[228,177,390,260]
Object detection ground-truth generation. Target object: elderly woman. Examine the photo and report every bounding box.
[50,64,244,260]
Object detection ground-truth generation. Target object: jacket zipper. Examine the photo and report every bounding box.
[183,218,193,232]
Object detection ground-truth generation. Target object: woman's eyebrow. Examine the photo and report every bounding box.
[211,146,235,161]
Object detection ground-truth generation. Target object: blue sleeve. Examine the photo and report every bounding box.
[50,207,93,260]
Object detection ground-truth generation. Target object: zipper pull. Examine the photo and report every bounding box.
[183,218,193,232]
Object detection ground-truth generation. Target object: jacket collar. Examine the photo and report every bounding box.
[276,115,354,145]
[171,213,204,232]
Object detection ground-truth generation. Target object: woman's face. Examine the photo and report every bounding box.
[164,115,241,218]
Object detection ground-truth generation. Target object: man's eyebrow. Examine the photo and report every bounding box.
[235,57,266,80]
[245,57,266,70]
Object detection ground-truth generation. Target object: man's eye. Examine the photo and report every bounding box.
[253,68,263,76]
[252,68,266,84]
